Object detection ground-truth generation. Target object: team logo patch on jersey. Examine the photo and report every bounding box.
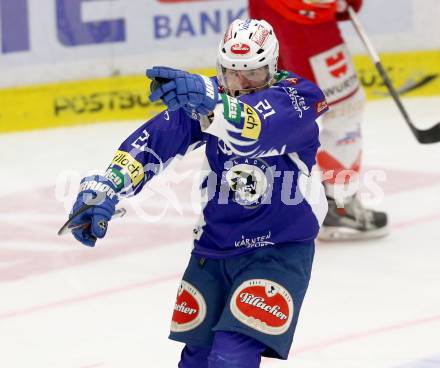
[230,279,294,335]
[224,157,273,208]
[230,43,251,54]
[170,281,206,333]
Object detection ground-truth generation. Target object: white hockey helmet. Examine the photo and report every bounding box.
[217,18,279,95]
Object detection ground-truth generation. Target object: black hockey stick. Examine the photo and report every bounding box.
[349,7,440,144]
[58,203,126,236]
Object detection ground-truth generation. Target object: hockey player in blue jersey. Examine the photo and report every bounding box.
[66,19,329,367]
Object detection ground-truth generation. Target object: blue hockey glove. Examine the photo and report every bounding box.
[147,66,218,115]
[69,175,119,247]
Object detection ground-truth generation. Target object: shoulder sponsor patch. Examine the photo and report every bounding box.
[111,150,144,187]
[286,77,299,85]
[221,94,242,124]
[170,280,207,333]
[283,87,311,118]
[242,103,262,140]
[315,99,328,114]
[230,279,294,335]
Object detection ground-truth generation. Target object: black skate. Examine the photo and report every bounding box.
[318,195,389,241]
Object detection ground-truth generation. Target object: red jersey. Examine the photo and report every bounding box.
[248,0,363,83]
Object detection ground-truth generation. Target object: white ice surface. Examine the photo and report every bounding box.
[0,97,439,368]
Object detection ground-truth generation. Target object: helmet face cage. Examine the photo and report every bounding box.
[217,19,279,95]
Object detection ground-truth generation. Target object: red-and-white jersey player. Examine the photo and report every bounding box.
[249,0,389,240]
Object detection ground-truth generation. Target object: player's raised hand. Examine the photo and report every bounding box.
[68,175,119,247]
[146,66,219,115]
[147,66,189,110]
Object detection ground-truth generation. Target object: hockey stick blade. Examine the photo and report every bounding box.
[414,122,440,144]
[375,61,440,144]
[349,7,440,144]
[57,207,126,236]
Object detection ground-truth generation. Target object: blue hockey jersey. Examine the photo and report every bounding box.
[105,71,329,258]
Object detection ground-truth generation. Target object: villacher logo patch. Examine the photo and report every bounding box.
[230,279,294,335]
[170,281,206,333]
